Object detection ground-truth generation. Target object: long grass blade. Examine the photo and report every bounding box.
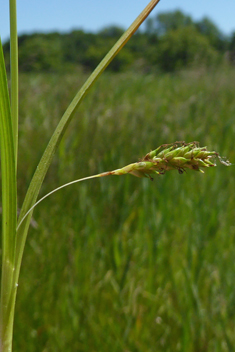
[9,0,19,169]
[0,38,17,352]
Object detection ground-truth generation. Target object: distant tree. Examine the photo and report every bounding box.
[62,30,97,65]
[126,32,152,56]
[96,26,134,71]
[2,11,229,74]
[229,31,235,64]
[229,31,235,51]
[83,37,134,72]
[18,33,63,72]
[145,10,193,35]
[145,17,155,35]
[109,50,134,72]
[98,26,125,38]
[195,17,228,51]
[154,26,218,72]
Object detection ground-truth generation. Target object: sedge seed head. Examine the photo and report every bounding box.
[113,141,230,180]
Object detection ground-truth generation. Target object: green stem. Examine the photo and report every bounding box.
[9,0,18,169]
[1,2,18,350]
[0,39,17,352]
[17,171,114,231]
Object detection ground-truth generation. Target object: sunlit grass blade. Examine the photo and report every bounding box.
[0,38,18,352]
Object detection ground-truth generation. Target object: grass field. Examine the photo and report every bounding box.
[13,66,235,351]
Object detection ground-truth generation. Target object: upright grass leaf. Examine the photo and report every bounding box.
[15,0,161,290]
[0,39,18,352]
[9,0,19,168]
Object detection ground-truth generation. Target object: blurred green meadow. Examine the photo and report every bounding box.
[14,66,234,351]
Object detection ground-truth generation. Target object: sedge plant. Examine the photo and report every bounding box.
[0,0,231,351]
[0,1,163,351]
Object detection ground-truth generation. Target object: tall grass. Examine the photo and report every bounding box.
[13,67,235,351]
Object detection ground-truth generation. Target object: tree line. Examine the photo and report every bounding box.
[3,10,235,73]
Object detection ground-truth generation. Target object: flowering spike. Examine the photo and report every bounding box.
[111,141,231,180]
[144,146,163,160]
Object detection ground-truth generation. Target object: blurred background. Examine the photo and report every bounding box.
[1,1,235,351]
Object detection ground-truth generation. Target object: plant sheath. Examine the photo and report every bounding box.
[0,39,18,352]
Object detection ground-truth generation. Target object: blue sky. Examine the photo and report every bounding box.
[1,0,235,43]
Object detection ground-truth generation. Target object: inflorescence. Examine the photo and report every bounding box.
[111,141,231,180]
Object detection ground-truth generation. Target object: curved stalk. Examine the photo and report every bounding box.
[17,172,113,231]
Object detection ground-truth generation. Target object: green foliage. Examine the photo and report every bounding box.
[145,9,193,35]
[14,67,235,351]
[2,10,232,74]
[17,33,64,72]
[62,30,100,68]
[228,31,235,64]
[154,27,219,72]
[81,34,134,72]
[98,26,125,38]
[229,31,235,50]
[195,17,228,51]
[145,10,230,61]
